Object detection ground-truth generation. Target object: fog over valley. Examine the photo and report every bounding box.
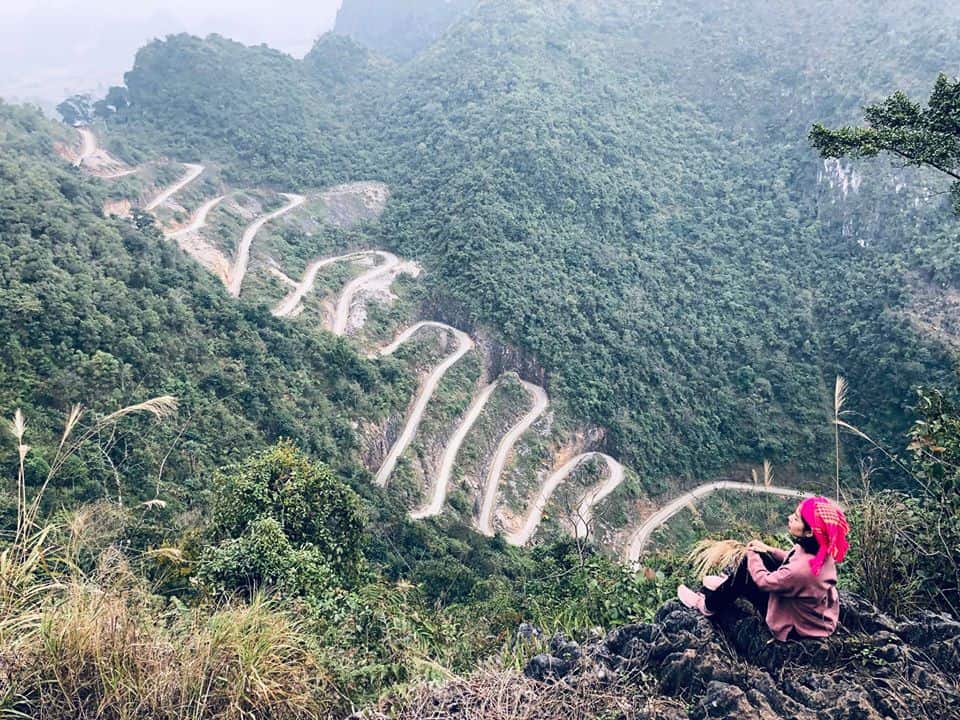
[0,0,343,107]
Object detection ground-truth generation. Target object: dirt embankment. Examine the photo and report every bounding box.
[320,181,390,227]
[56,127,136,177]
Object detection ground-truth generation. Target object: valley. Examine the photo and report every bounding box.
[72,123,817,558]
[4,2,960,716]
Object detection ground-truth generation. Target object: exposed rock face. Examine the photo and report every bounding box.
[320,181,390,228]
[525,592,960,719]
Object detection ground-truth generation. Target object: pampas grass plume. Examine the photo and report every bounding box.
[688,539,746,580]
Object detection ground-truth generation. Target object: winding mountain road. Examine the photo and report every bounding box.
[373,322,475,487]
[77,131,774,557]
[410,379,501,520]
[572,455,626,539]
[476,381,550,536]
[164,195,226,239]
[268,266,298,288]
[144,163,205,212]
[624,481,812,564]
[272,250,392,319]
[76,133,612,537]
[504,452,624,545]
[332,253,404,334]
[71,127,136,177]
[227,193,306,297]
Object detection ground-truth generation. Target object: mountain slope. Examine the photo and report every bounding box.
[89,0,960,491]
[0,102,405,515]
[334,0,475,61]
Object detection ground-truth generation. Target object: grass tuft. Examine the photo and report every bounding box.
[687,538,746,581]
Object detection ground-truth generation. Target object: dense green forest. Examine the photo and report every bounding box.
[1,102,686,714]
[98,0,960,491]
[0,101,409,517]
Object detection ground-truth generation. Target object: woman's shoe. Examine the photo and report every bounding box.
[702,573,729,591]
[677,584,714,616]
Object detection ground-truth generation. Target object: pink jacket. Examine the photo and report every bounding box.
[746,544,839,641]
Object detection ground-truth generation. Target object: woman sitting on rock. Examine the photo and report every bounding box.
[677,496,849,641]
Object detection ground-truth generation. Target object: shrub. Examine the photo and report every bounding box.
[837,385,960,616]
[844,489,925,616]
[904,388,960,615]
[198,440,366,598]
[211,440,366,571]
[196,517,338,599]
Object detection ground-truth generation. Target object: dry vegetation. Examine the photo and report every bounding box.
[3,563,329,719]
[358,665,680,720]
[0,399,334,720]
[687,538,747,581]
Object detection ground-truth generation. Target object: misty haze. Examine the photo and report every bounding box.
[0,0,343,106]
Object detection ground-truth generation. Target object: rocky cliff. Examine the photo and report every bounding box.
[525,592,960,719]
[366,592,960,719]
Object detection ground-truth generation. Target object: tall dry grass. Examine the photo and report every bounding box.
[2,516,333,719]
[10,396,178,549]
[3,558,330,719]
[1,398,335,719]
[834,375,848,501]
[750,460,774,488]
[687,539,746,580]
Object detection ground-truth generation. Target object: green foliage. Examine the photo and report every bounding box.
[197,517,340,599]
[843,490,926,616]
[0,102,407,518]
[811,73,960,212]
[519,544,674,631]
[904,386,960,613]
[56,94,93,125]
[310,581,461,699]
[198,441,365,597]
[101,0,960,488]
[94,86,131,117]
[109,33,376,187]
[828,383,960,617]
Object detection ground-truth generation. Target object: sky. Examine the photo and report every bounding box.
[0,0,344,108]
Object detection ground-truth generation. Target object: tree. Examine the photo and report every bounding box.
[197,441,366,599]
[92,86,131,118]
[810,73,960,212]
[55,94,93,125]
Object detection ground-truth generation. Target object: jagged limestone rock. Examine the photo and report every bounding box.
[524,592,960,719]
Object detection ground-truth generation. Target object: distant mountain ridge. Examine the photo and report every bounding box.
[333,0,475,60]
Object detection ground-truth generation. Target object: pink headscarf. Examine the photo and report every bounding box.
[799,496,849,576]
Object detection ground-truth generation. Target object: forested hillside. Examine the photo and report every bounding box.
[3,2,960,717]
[106,33,373,187]
[0,101,406,518]
[98,0,960,492]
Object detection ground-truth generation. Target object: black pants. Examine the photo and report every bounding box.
[703,552,781,615]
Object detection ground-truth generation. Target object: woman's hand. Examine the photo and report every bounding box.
[746,539,777,554]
